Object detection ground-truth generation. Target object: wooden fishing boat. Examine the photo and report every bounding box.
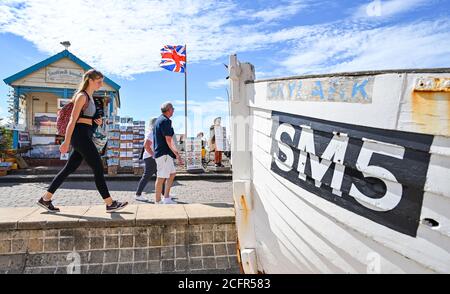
[229,54,450,273]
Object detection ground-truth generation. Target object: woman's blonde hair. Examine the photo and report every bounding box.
[72,69,104,101]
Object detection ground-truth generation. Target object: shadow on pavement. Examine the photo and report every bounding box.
[202,203,234,208]
[59,180,183,192]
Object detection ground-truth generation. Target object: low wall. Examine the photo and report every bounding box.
[0,204,240,274]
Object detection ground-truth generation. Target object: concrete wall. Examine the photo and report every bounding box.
[0,204,240,274]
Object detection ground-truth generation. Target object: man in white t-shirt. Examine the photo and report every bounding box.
[135,118,159,201]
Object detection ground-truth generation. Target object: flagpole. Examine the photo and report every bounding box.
[184,44,187,168]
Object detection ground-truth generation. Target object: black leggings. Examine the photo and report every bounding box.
[47,123,110,199]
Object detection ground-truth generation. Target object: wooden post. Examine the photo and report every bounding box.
[229,54,258,273]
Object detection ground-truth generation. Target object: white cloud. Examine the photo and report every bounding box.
[246,0,310,23]
[255,68,294,80]
[354,0,430,19]
[0,0,315,78]
[0,0,448,81]
[207,78,229,89]
[279,18,450,75]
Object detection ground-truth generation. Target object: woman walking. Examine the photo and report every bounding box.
[37,69,128,213]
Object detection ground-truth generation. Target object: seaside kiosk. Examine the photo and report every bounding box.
[3,48,121,163]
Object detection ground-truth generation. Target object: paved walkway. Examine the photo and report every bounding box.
[0,180,233,207]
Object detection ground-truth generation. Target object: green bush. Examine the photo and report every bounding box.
[0,126,13,154]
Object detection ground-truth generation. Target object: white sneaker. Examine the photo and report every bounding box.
[160,198,177,204]
[161,193,176,199]
[135,195,148,202]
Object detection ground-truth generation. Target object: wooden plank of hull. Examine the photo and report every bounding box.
[231,58,450,273]
[425,153,450,199]
[247,74,405,131]
[251,151,448,273]
[252,121,430,189]
[421,191,450,238]
[397,74,450,137]
[253,134,450,240]
[252,113,450,198]
[253,135,450,238]
[248,73,450,137]
[247,107,450,273]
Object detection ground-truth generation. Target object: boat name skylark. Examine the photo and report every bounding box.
[267,76,374,103]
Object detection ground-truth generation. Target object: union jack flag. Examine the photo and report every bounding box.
[160,45,186,73]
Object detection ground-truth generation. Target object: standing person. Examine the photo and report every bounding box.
[153,102,183,204]
[209,117,224,167]
[197,132,206,164]
[37,69,128,213]
[135,117,164,201]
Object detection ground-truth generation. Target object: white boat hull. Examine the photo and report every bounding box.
[229,55,450,273]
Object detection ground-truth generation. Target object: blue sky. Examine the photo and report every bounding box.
[1,0,449,136]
